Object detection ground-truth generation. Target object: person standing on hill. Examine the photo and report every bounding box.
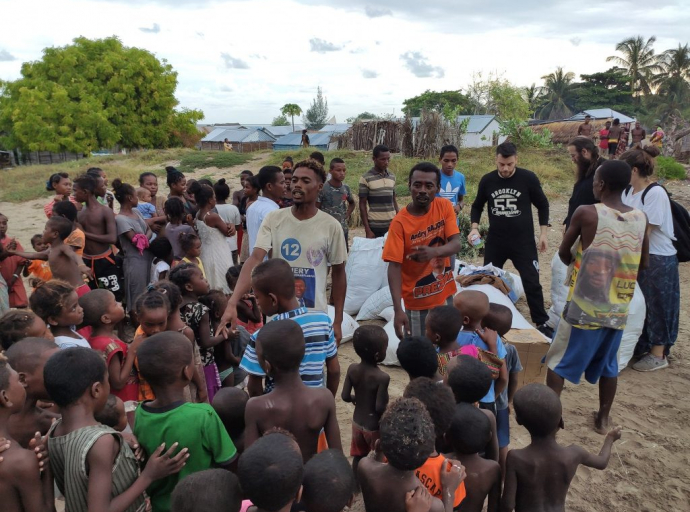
[469,142,552,338]
[577,115,593,138]
[359,145,399,238]
[301,130,310,148]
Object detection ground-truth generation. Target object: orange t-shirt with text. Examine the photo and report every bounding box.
[415,454,466,507]
[382,198,459,310]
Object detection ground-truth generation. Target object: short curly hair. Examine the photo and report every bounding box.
[29,280,75,323]
[293,159,327,183]
[403,377,455,440]
[0,311,41,350]
[380,397,435,470]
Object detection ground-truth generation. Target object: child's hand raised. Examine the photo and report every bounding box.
[405,486,433,512]
[28,431,49,472]
[441,458,466,493]
[607,426,622,442]
[476,327,498,352]
[142,442,189,481]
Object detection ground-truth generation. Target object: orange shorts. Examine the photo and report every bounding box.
[350,421,379,457]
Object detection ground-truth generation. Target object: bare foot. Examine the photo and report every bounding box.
[593,411,611,435]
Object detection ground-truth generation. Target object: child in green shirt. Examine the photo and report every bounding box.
[134,331,238,512]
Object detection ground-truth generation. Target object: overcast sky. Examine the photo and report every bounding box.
[1,0,688,124]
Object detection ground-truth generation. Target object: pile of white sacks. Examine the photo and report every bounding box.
[342,238,646,372]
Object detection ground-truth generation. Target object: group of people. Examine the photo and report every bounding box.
[0,134,680,512]
[577,115,665,159]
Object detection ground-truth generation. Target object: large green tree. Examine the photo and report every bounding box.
[272,114,290,126]
[571,67,633,113]
[280,103,302,131]
[538,67,577,120]
[606,35,661,98]
[0,36,202,153]
[303,87,329,130]
[401,90,472,117]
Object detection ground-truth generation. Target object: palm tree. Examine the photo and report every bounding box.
[280,103,302,132]
[523,83,542,118]
[606,36,662,97]
[653,44,690,108]
[538,68,576,120]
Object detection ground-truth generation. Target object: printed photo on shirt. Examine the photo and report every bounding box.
[413,237,454,299]
[293,267,316,308]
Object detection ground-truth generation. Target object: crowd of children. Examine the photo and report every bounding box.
[0,157,624,512]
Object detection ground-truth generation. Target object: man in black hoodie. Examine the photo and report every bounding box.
[469,142,552,337]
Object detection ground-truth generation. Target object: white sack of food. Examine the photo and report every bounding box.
[618,285,646,371]
[356,286,393,321]
[327,305,359,344]
[344,237,388,315]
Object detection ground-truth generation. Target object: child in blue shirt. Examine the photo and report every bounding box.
[437,145,466,216]
[453,291,507,413]
[136,187,157,220]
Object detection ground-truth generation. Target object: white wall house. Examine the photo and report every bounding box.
[457,115,507,148]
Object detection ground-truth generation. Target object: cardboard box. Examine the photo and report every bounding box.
[505,328,551,390]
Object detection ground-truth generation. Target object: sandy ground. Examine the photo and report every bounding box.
[3,159,689,511]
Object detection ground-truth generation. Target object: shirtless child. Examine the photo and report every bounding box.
[244,319,341,462]
[6,338,60,449]
[73,174,122,300]
[10,217,92,296]
[501,384,622,512]
[0,356,54,512]
[341,324,389,474]
[357,397,465,512]
[445,403,501,512]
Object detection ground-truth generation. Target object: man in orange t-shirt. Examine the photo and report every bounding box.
[383,162,461,339]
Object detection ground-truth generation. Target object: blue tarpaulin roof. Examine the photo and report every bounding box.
[273,132,333,149]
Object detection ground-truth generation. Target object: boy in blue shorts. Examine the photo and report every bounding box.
[453,291,507,414]
[239,258,340,398]
[482,303,523,473]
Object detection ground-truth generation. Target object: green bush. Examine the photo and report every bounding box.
[177,151,251,173]
[656,156,687,180]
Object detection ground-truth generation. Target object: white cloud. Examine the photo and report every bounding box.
[400,51,444,78]
[309,38,341,53]
[220,53,250,69]
[362,69,378,78]
[139,23,160,33]
[365,5,392,17]
[0,49,16,61]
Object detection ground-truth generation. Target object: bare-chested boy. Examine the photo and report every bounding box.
[501,384,622,512]
[341,324,389,474]
[73,174,122,300]
[244,319,341,462]
[6,338,60,449]
[10,217,92,296]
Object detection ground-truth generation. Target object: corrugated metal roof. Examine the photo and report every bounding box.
[272,132,333,147]
[242,129,276,143]
[319,123,352,134]
[568,109,635,124]
[201,128,262,143]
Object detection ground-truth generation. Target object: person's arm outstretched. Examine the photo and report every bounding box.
[220,247,268,329]
[577,426,622,470]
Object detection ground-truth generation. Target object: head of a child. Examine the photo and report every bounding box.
[152,280,184,313]
[150,236,174,265]
[239,430,303,511]
[453,291,490,330]
[225,265,241,293]
[256,320,304,378]
[137,332,193,395]
[134,290,170,337]
[72,174,97,203]
[179,232,202,260]
[447,355,492,404]
[425,305,463,349]
[6,338,59,400]
[79,289,126,329]
[52,200,78,228]
[171,469,242,512]
[251,259,296,316]
[29,280,83,328]
[380,397,435,471]
[0,311,52,350]
[199,290,228,322]
[165,197,187,224]
[513,383,563,439]
[136,187,152,204]
[44,347,109,413]
[302,449,355,512]
[482,303,513,337]
[403,377,455,448]
[42,216,73,246]
[446,402,492,456]
[0,213,8,238]
[212,387,248,444]
[352,325,388,365]
[0,356,27,416]
[94,394,128,432]
[30,234,48,252]
[170,262,210,298]
[396,336,439,381]
[329,158,346,183]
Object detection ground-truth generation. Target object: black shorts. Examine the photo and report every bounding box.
[83,249,124,301]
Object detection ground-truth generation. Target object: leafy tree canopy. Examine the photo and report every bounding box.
[402,89,472,117]
[0,36,202,153]
[346,111,379,123]
[272,114,290,126]
[570,67,633,113]
[303,87,329,130]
